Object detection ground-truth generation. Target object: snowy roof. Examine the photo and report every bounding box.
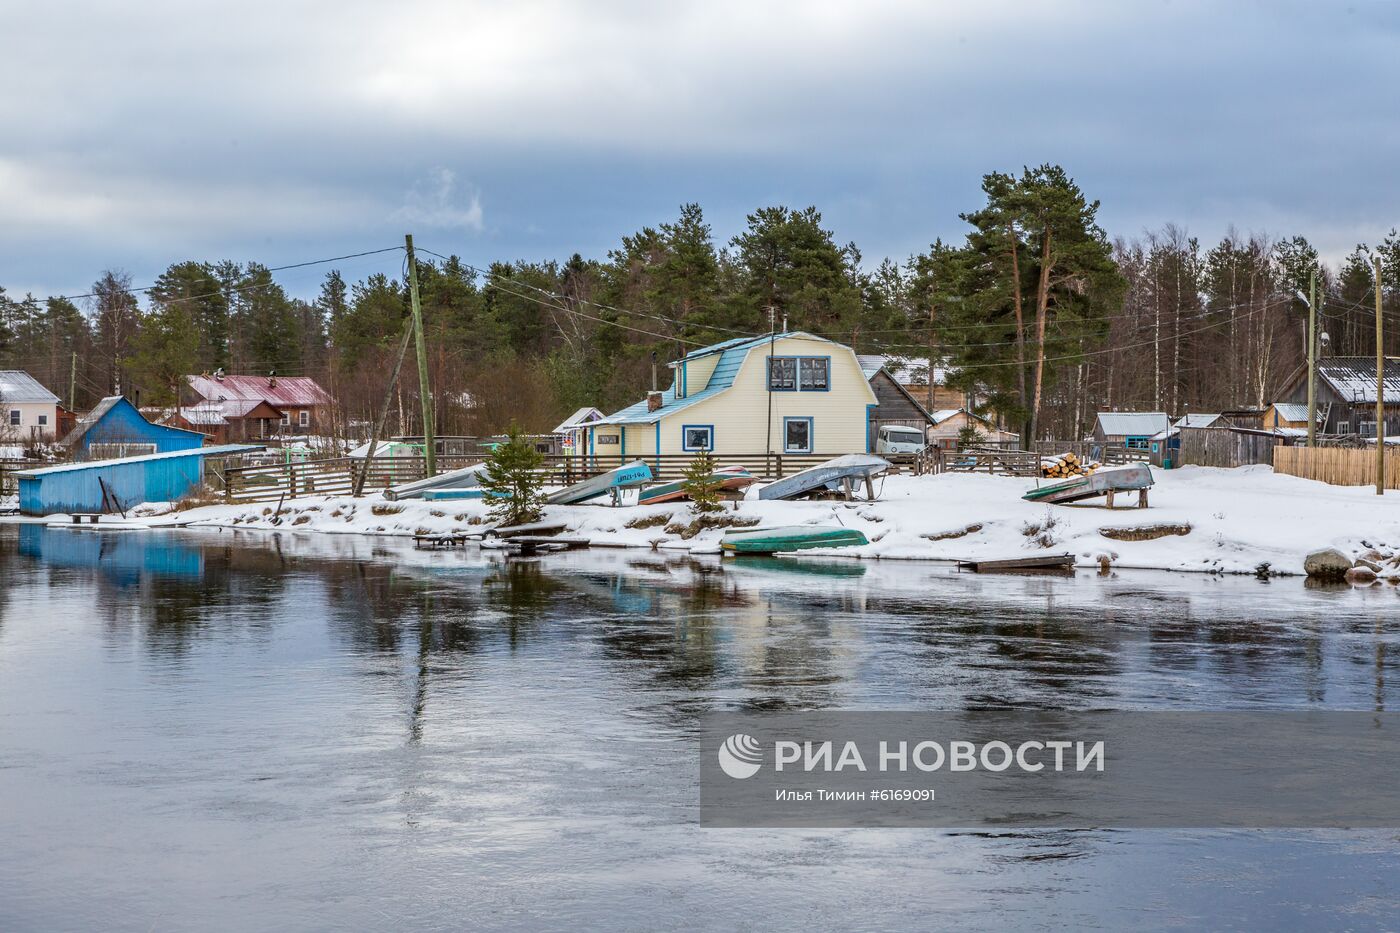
[1270,403,1311,423]
[0,370,60,404]
[1314,358,1400,404]
[552,406,604,434]
[1174,413,1221,429]
[931,409,961,424]
[16,444,262,477]
[1096,411,1170,438]
[177,404,229,426]
[186,373,332,407]
[857,355,950,386]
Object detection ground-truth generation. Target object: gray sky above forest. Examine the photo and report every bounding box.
[3,0,1399,300]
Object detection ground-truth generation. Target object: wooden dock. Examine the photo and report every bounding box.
[956,553,1076,574]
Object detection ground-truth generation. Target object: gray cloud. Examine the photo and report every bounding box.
[1,0,1398,298]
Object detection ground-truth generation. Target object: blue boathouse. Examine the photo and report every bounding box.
[62,396,205,461]
[16,444,260,515]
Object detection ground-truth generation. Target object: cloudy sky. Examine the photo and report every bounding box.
[3,0,1399,300]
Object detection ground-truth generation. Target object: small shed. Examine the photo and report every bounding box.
[861,364,938,450]
[62,396,206,461]
[1263,402,1313,431]
[1092,412,1170,449]
[16,444,261,515]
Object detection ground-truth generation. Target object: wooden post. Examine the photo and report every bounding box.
[1376,256,1386,495]
[1307,269,1318,448]
[405,234,435,477]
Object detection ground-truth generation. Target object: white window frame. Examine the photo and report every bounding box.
[280,411,290,426]
[298,410,309,427]
[783,417,813,453]
[8,410,19,426]
[681,425,714,452]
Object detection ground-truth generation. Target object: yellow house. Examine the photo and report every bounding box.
[585,332,878,461]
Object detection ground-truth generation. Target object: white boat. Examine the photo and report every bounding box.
[756,454,891,501]
[384,462,489,501]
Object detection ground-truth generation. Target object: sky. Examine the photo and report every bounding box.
[3,0,1400,302]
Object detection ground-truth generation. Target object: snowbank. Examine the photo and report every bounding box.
[97,465,1400,576]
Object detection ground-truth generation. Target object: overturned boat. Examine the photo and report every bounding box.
[384,462,488,501]
[1021,463,1153,506]
[720,525,869,555]
[757,454,891,501]
[547,460,654,505]
[637,466,757,506]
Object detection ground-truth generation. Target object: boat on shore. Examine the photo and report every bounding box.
[1021,463,1153,506]
[384,462,488,501]
[637,466,757,505]
[547,461,654,505]
[720,524,869,555]
[756,454,891,501]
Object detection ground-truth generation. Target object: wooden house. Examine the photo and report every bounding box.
[184,372,333,434]
[585,332,877,461]
[0,370,61,442]
[1092,412,1170,449]
[1263,403,1314,431]
[1277,357,1400,437]
[927,409,1018,449]
[61,396,207,461]
[167,399,286,443]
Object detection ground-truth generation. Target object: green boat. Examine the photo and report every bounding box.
[720,525,869,555]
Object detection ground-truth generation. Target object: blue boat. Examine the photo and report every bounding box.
[547,461,653,505]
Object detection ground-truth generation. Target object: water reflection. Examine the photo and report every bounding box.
[4,527,1400,930]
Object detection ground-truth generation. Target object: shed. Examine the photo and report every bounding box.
[62,396,206,461]
[1092,412,1170,449]
[16,444,261,515]
[861,367,937,450]
[1278,357,1400,436]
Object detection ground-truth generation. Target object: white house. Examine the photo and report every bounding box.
[585,332,878,460]
[0,371,61,442]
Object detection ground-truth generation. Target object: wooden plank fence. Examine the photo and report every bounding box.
[220,452,868,504]
[1177,427,1283,468]
[1273,446,1400,490]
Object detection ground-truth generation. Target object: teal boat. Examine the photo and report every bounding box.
[1022,463,1153,505]
[720,525,869,555]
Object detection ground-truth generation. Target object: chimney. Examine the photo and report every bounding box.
[651,351,658,392]
[268,369,277,389]
[214,367,224,382]
[647,391,663,413]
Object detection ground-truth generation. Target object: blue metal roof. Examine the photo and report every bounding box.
[603,332,832,425]
[16,444,262,477]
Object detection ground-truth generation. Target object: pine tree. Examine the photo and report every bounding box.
[681,452,723,514]
[478,425,547,526]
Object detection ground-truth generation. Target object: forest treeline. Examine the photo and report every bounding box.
[3,164,1399,443]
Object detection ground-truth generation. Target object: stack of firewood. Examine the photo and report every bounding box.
[1039,452,1100,478]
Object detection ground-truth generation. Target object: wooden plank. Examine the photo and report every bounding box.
[956,553,1076,573]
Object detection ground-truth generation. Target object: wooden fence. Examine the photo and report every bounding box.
[1177,427,1284,468]
[220,452,869,504]
[1273,446,1400,490]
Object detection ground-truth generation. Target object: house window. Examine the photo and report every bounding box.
[799,357,830,390]
[682,425,714,452]
[280,412,290,426]
[8,410,18,426]
[768,357,797,391]
[596,433,620,446]
[37,414,48,426]
[298,410,309,427]
[783,417,813,453]
[1125,437,1149,450]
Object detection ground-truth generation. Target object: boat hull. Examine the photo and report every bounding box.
[547,461,654,505]
[720,525,869,554]
[637,467,756,505]
[1022,463,1153,504]
[757,454,891,501]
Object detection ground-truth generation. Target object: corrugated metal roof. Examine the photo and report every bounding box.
[186,374,332,407]
[1096,411,1170,437]
[0,370,60,403]
[1315,357,1400,404]
[60,396,124,447]
[1271,403,1312,423]
[856,355,950,386]
[1174,413,1221,429]
[15,444,263,477]
[178,405,228,426]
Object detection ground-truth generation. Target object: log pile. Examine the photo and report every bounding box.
[1039,451,1100,478]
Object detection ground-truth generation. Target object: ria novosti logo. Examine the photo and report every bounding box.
[717,733,763,779]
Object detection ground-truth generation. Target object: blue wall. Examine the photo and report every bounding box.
[20,452,208,515]
[76,397,203,459]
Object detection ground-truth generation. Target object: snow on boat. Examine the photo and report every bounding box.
[384,462,488,501]
[1021,463,1153,506]
[720,525,869,555]
[637,466,757,505]
[547,460,654,505]
[756,454,891,501]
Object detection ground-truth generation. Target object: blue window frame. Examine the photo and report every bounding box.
[799,356,830,391]
[768,355,831,391]
[681,424,714,452]
[783,417,813,453]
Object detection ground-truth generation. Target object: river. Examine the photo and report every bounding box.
[1,525,1398,931]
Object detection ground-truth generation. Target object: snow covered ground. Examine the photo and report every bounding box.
[66,465,1395,578]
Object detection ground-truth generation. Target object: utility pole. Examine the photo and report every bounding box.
[68,352,76,411]
[1307,270,1317,448]
[405,234,435,477]
[1375,256,1385,496]
[353,319,416,498]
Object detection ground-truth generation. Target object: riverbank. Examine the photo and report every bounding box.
[104,465,1393,577]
